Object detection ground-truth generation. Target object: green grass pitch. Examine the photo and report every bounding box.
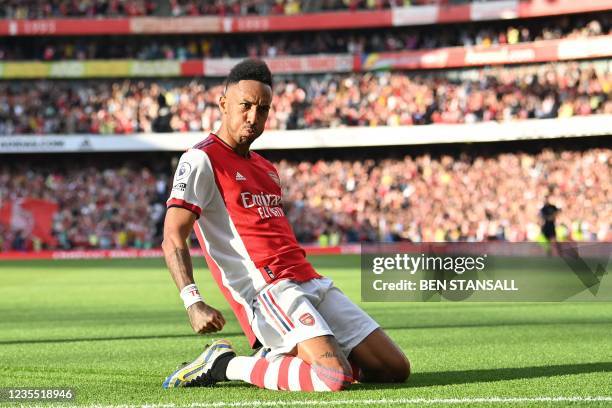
[0,255,611,407]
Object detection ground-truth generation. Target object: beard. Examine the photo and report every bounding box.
[237,127,260,144]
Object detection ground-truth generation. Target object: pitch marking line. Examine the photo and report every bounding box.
[22,396,612,408]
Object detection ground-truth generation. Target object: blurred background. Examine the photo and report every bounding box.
[0,0,610,256]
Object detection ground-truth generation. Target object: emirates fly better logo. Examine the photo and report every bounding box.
[240,192,285,220]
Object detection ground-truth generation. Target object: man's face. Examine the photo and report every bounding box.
[220,80,272,146]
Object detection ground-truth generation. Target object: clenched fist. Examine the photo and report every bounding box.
[186,302,226,334]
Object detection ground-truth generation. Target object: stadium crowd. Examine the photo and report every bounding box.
[1,0,498,19]
[1,14,607,60]
[0,0,157,18]
[0,146,609,251]
[279,148,611,244]
[0,163,167,251]
[165,0,475,17]
[0,61,609,135]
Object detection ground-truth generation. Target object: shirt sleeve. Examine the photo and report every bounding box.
[166,149,214,219]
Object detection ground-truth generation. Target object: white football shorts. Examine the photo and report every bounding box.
[250,277,379,360]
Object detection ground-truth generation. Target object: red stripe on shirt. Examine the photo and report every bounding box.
[193,224,259,348]
[166,198,202,218]
[193,138,214,150]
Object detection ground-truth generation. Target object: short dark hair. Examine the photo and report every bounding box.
[225,59,272,91]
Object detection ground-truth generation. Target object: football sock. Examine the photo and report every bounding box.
[225,355,352,392]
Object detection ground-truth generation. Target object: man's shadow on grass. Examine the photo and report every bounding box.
[202,362,612,391]
[351,362,612,390]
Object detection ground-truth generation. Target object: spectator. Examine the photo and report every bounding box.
[0,0,511,19]
[1,14,608,60]
[0,61,609,135]
[0,146,609,250]
[0,0,156,19]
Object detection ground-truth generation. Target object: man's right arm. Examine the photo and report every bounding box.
[162,206,226,334]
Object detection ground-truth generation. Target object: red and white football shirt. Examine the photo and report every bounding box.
[167,133,321,346]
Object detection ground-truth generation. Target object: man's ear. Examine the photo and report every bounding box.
[219,94,227,115]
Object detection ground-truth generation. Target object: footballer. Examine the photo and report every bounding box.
[161,59,409,392]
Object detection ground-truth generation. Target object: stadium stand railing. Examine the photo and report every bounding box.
[1,115,611,153]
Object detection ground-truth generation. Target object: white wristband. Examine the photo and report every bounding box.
[180,284,204,309]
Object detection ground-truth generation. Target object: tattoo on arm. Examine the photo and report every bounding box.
[165,247,194,286]
[319,351,338,359]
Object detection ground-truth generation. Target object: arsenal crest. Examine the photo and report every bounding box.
[299,313,315,326]
[268,171,281,187]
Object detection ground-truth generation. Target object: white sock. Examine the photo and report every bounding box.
[226,356,258,383]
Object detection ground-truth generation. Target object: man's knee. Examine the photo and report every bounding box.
[361,354,410,383]
[392,355,411,382]
[380,354,410,383]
